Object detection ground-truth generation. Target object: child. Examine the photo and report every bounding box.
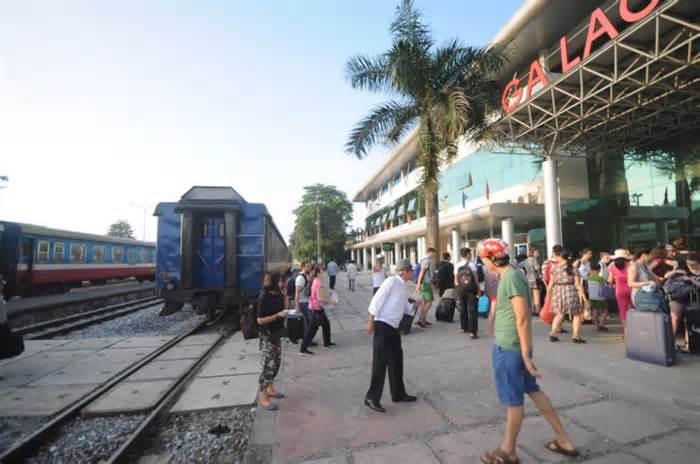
[587,263,609,331]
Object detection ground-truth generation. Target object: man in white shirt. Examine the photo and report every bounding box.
[346,260,359,292]
[364,260,418,413]
[326,259,338,290]
[372,258,387,295]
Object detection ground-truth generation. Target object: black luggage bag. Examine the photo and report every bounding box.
[435,298,456,322]
[0,323,24,360]
[685,309,700,354]
[399,301,419,335]
[286,314,304,342]
[626,310,676,367]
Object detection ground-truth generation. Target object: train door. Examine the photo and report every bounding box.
[193,215,225,288]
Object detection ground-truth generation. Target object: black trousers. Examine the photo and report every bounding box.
[348,279,355,292]
[366,321,407,403]
[459,292,478,334]
[301,309,331,350]
[329,275,336,289]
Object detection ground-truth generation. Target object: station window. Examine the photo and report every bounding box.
[128,249,136,264]
[54,242,64,263]
[93,246,106,264]
[37,241,50,263]
[201,224,209,238]
[112,247,123,264]
[218,223,225,238]
[141,249,148,263]
[70,244,86,264]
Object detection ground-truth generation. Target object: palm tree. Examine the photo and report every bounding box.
[345,0,506,253]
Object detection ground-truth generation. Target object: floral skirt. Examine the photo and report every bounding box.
[550,284,582,315]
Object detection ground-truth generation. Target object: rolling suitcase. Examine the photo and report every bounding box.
[435,297,456,322]
[286,314,304,342]
[399,302,419,335]
[478,296,490,317]
[685,309,700,354]
[626,310,676,367]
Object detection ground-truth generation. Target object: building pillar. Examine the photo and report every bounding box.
[417,236,424,259]
[655,220,669,246]
[363,247,369,271]
[350,249,355,262]
[501,217,514,249]
[451,228,460,266]
[371,246,377,270]
[395,241,402,265]
[410,246,416,265]
[543,157,563,256]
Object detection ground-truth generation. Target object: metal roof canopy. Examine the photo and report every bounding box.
[492,0,700,158]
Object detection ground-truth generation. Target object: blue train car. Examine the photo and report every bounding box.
[0,220,156,298]
[154,186,291,314]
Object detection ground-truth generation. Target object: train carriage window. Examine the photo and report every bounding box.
[37,241,50,263]
[128,249,136,264]
[54,242,64,263]
[93,246,106,264]
[201,224,209,238]
[70,244,86,263]
[141,249,148,263]
[218,223,225,238]
[112,247,123,264]
[21,239,32,258]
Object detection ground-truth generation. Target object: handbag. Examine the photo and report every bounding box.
[633,286,668,313]
[663,276,693,301]
[539,295,554,324]
[0,323,25,360]
[601,284,615,300]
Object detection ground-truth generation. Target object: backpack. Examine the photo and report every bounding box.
[286,273,297,298]
[299,274,311,299]
[436,261,453,288]
[457,264,478,296]
[413,263,421,283]
[663,275,694,301]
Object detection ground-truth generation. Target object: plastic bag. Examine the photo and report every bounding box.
[539,295,554,324]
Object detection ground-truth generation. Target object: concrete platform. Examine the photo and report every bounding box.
[0,349,96,386]
[156,344,212,361]
[29,359,133,386]
[0,384,96,416]
[50,337,126,351]
[170,373,259,412]
[82,379,174,417]
[0,340,73,367]
[197,352,260,377]
[178,334,222,346]
[109,336,174,349]
[127,359,197,382]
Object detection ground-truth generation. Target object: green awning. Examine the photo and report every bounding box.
[407,198,417,212]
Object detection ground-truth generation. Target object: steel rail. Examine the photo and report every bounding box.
[0,315,218,464]
[15,296,161,337]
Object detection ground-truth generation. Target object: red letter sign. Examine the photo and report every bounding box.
[560,35,581,73]
[526,61,549,99]
[583,8,619,59]
[501,78,523,112]
[619,0,659,23]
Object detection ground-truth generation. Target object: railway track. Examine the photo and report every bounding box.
[14,296,163,339]
[0,314,227,464]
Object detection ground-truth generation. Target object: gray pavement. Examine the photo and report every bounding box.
[246,272,700,464]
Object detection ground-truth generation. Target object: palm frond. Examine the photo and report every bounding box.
[345,100,417,158]
[345,54,394,93]
[390,0,432,50]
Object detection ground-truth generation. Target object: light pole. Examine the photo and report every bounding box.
[315,193,322,264]
[129,203,153,241]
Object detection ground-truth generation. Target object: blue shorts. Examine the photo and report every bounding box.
[492,345,540,406]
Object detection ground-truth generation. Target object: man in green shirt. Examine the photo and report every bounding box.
[478,239,578,464]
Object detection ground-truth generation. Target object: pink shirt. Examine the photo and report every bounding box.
[309,278,323,310]
[609,263,631,295]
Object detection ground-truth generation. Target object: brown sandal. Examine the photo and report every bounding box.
[480,447,520,464]
[545,440,579,457]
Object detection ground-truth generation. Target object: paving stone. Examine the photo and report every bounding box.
[156,344,213,361]
[197,352,260,377]
[0,384,96,416]
[87,347,153,364]
[352,442,439,464]
[516,415,612,462]
[524,373,604,413]
[178,334,221,346]
[563,400,676,445]
[170,373,259,412]
[628,430,700,462]
[430,425,538,464]
[109,336,173,349]
[51,337,126,351]
[0,349,96,386]
[0,340,72,366]
[82,380,174,417]
[300,456,348,464]
[127,359,197,382]
[579,452,645,464]
[29,359,132,386]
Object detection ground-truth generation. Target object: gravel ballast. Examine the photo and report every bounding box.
[0,416,48,455]
[24,415,144,463]
[67,304,207,339]
[142,407,256,463]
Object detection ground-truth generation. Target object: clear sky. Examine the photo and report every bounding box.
[0,0,522,242]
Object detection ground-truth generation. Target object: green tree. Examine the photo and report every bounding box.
[290,184,353,263]
[107,219,135,239]
[345,0,506,252]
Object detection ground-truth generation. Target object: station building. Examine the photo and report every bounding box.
[349,0,699,270]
